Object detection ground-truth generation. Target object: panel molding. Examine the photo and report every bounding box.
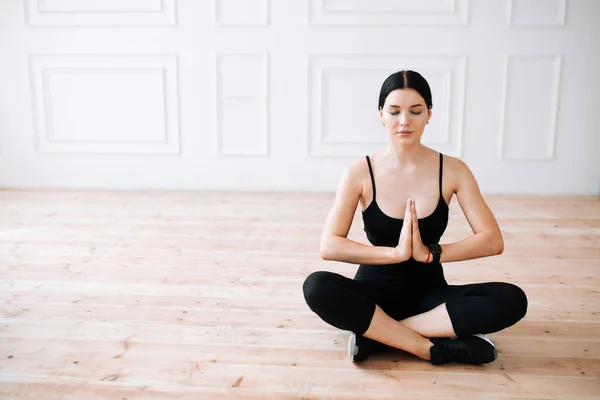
[42,67,168,144]
[307,0,469,26]
[319,68,387,146]
[307,54,466,158]
[29,54,180,155]
[508,0,567,27]
[499,54,562,161]
[24,0,177,27]
[216,53,269,157]
[214,0,269,26]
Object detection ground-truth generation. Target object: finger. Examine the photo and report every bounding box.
[401,199,412,240]
[403,200,411,225]
[412,209,418,234]
[407,199,413,233]
[412,213,419,250]
[411,202,418,230]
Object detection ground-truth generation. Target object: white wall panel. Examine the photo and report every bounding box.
[308,54,466,158]
[509,0,566,26]
[308,0,469,26]
[24,0,177,27]
[215,0,268,26]
[499,55,561,160]
[216,54,269,156]
[29,55,180,155]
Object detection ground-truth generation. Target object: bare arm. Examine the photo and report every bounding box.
[320,161,402,265]
[438,160,504,263]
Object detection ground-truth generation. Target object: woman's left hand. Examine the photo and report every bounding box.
[410,199,431,263]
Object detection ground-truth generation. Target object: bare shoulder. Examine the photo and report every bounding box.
[321,156,370,239]
[348,155,371,178]
[338,155,371,196]
[441,154,501,235]
[440,154,476,194]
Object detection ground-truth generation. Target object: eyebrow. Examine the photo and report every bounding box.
[388,104,424,108]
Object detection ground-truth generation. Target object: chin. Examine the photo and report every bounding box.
[391,135,421,145]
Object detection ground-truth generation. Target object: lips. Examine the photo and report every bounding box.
[397,130,412,134]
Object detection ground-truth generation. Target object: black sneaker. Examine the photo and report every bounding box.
[429,334,497,365]
[348,332,389,363]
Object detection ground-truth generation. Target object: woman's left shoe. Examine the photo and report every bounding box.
[429,334,497,365]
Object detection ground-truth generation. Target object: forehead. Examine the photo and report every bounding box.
[384,88,425,107]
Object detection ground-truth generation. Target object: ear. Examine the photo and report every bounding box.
[428,109,432,121]
[378,107,383,120]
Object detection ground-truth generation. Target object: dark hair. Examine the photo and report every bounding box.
[378,70,433,110]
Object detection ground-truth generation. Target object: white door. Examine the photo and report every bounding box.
[0,0,598,194]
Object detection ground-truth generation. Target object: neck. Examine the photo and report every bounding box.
[383,141,425,169]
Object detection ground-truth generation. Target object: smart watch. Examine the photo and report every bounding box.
[428,243,442,263]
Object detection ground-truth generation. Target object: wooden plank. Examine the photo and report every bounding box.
[0,375,554,400]
[2,262,600,287]
[0,366,598,399]
[3,227,599,247]
[2,319,600,359]
[1,304,600,338]
[2,339,600,377]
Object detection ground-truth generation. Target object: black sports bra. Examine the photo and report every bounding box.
[362,152,449,249]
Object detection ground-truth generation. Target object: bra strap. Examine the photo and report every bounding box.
[438,152,444,196]
[366,155,376,201]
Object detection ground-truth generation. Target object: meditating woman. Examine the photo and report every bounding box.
[303,70,528,364]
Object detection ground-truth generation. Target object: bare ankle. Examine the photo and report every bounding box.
[420,339,434,361]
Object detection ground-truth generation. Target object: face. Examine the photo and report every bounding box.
[379,88,431,142]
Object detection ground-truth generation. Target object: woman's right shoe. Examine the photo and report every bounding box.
[429,334,497,365]
[348,332,362,362]
[348,332,389,363]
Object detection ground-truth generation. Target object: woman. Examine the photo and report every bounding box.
[303,70,528,365]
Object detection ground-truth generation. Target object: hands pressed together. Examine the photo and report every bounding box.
[394,198,432,263]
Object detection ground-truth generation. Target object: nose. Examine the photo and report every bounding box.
[397,113,410,126]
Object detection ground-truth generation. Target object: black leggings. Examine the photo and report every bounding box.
[303,271,528,336]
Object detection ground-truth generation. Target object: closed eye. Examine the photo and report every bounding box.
[390,111,422,116]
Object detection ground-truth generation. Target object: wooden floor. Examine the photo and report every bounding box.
[0,190,599,400]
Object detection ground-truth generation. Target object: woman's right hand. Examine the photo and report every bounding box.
[393,198,413,262]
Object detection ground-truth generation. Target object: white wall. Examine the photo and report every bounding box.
[0,0,598,194]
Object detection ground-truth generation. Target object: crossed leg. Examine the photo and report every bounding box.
[362,302,455,360]
[303,271,528,362]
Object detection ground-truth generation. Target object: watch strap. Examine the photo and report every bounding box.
[428,243,442,263]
